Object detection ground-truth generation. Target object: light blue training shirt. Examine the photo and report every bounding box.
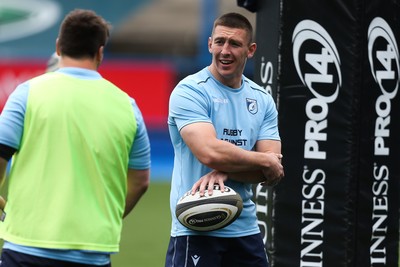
[168,67,280,237]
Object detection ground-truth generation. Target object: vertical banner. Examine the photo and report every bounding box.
[253,0,400,266]
[276,1,360,266]
[253,0,282,262]
[357,1,400,266]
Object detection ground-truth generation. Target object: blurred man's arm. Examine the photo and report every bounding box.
[0,157,6,190]
[0,144,15,188]
[123,168,150,218]
[0,144,17,212]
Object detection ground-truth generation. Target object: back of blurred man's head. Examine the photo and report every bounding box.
[57,9,110,59]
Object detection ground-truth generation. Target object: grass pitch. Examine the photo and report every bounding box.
[112,182,171,267]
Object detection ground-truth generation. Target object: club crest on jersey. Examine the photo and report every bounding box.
[246,98,258,114]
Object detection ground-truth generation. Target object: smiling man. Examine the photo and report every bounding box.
[165,12,284,267]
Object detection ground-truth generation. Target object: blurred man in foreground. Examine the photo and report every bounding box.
[0,9,150,267]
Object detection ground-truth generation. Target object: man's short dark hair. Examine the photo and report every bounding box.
[212,12,253,43]
[58,9,110,59]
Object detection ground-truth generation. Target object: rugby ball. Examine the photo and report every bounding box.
[175,185,243,232]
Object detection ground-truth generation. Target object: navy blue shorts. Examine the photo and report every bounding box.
[0,249,111,267]
[165,233,269,267]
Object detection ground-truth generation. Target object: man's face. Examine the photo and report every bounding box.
[208,25,256,88]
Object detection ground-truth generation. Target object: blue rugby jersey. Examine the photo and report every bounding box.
[168,67,280,237]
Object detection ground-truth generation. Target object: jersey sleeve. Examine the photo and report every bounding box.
[128,98,151,170]
[259,94,280,141]
[168,81,211,131]
[0,82,29,150]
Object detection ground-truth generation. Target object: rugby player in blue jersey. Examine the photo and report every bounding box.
[165,12,284,267]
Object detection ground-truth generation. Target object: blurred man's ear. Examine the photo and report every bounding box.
[96,46,104,68]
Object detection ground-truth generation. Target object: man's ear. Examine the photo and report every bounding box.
[247,43,257,58]
[55,38,61,56]
[96,46,104,67]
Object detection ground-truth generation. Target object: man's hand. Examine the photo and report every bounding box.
[262,152,284,186]
[191,170,228,197]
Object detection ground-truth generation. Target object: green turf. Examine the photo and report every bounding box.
[111,182,171,267]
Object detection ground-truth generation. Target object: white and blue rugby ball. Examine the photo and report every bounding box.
[175,185,243,232]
